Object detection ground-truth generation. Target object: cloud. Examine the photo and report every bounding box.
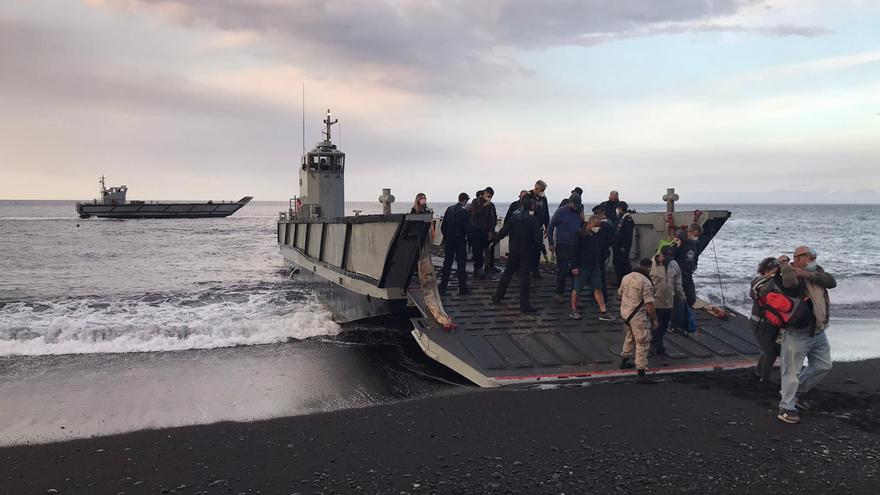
[85,0,829,94]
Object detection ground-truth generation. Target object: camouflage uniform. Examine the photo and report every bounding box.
[618,271,654,370]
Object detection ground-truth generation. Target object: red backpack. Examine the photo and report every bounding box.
[751,277,812,328]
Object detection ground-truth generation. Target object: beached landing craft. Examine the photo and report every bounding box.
[75,176,252,219]
[279,112,763,387]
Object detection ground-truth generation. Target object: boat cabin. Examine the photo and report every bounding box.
[298,109,346,219]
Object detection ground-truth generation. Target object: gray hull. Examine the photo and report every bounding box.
[76,197,252,219]
[278,213,433,323]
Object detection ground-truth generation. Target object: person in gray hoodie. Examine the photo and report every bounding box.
[776,246,837,425]
[649,245,685,363]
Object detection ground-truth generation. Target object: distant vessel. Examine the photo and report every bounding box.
[76,176,252,219]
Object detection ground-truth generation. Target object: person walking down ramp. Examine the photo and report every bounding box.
[776,246,837,425]
[618,258,659,384]
[491,197,542,314]
[438,193,471,296]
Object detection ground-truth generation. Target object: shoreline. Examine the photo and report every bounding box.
[2,359,878,494]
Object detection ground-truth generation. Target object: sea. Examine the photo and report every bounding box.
[1,200,878,360]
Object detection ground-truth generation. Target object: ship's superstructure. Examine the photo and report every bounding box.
[75,176,252,219]
[297,110,346,219]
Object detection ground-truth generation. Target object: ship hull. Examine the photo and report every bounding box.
[75,197,252,219]
[277,213,433,323]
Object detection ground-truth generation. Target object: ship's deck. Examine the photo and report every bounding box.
[409,249,760,387]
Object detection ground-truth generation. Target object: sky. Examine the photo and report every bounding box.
[1,0,879,204]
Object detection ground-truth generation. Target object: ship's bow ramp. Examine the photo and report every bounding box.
[409,250,761,388]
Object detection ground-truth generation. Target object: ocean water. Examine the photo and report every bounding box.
[0,200,878,360]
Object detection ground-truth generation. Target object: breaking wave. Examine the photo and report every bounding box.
[697,276,880,313]
[0,283,340,356]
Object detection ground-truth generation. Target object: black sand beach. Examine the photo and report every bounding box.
[2,359,879,495]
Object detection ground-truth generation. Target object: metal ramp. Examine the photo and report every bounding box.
[410,252,761,388]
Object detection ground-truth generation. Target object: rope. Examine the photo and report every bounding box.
[710,238,726,309]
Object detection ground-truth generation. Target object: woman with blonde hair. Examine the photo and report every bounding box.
[411,193,432,215]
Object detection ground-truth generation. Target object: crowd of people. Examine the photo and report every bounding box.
[416,188,839,422]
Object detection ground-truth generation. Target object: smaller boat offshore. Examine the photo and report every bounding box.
[75,176,252,219]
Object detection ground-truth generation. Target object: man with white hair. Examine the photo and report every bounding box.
[776,246,837,424]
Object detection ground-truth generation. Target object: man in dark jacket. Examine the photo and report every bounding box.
[468,189,494,278]
[503,190,529,227]
[483,187,500,274]
[524,180,549,278]
[593,190,620,226]
[593,206,615,302]
[439,193,471,295]
[548,193,583,301]
[559,187,584,211]
[490,197,542,313]
[570,215,616,321]
[673,222,704,306]
[613,200,635,284]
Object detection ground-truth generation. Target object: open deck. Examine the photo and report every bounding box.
[410,249,760,387]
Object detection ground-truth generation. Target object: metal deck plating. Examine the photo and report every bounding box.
[410,250,760,388]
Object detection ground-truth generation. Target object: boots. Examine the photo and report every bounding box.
[637,369,657,384]
[619,357,635,370]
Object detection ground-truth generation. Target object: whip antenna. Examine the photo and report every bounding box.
[301,83,305,157]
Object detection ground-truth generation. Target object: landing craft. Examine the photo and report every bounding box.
[76,176,252,219]
[279,111,763,387]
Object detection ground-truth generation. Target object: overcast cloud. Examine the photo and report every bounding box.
[1,0,878,203]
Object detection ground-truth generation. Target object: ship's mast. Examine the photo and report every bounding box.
[99,175,107,195]
[322,109,338,143]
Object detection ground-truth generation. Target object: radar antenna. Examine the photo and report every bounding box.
[322,109,338,143]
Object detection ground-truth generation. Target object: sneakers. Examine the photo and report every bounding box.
[569,311,582,320]
[777,409,801,424]
[795,398,812,411]
[597,312,616,322]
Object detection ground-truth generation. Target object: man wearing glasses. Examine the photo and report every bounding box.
[776,246,837,424]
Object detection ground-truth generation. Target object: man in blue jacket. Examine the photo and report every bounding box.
[548,193,583,302]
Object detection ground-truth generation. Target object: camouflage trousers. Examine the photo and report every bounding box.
[621,315,652,370]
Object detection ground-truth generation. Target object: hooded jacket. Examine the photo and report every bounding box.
[649,257,685,309]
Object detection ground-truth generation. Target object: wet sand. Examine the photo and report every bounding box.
[0,331,461,446]
[2,358,878,494]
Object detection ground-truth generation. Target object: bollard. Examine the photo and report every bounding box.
[663,188,679,213]
[378,188,395,215]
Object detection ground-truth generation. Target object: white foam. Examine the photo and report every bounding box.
[0,290,340,356]
[697,276,880,311]
[826,318,880,362]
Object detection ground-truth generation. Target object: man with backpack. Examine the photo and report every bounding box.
[776,246,837,424]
